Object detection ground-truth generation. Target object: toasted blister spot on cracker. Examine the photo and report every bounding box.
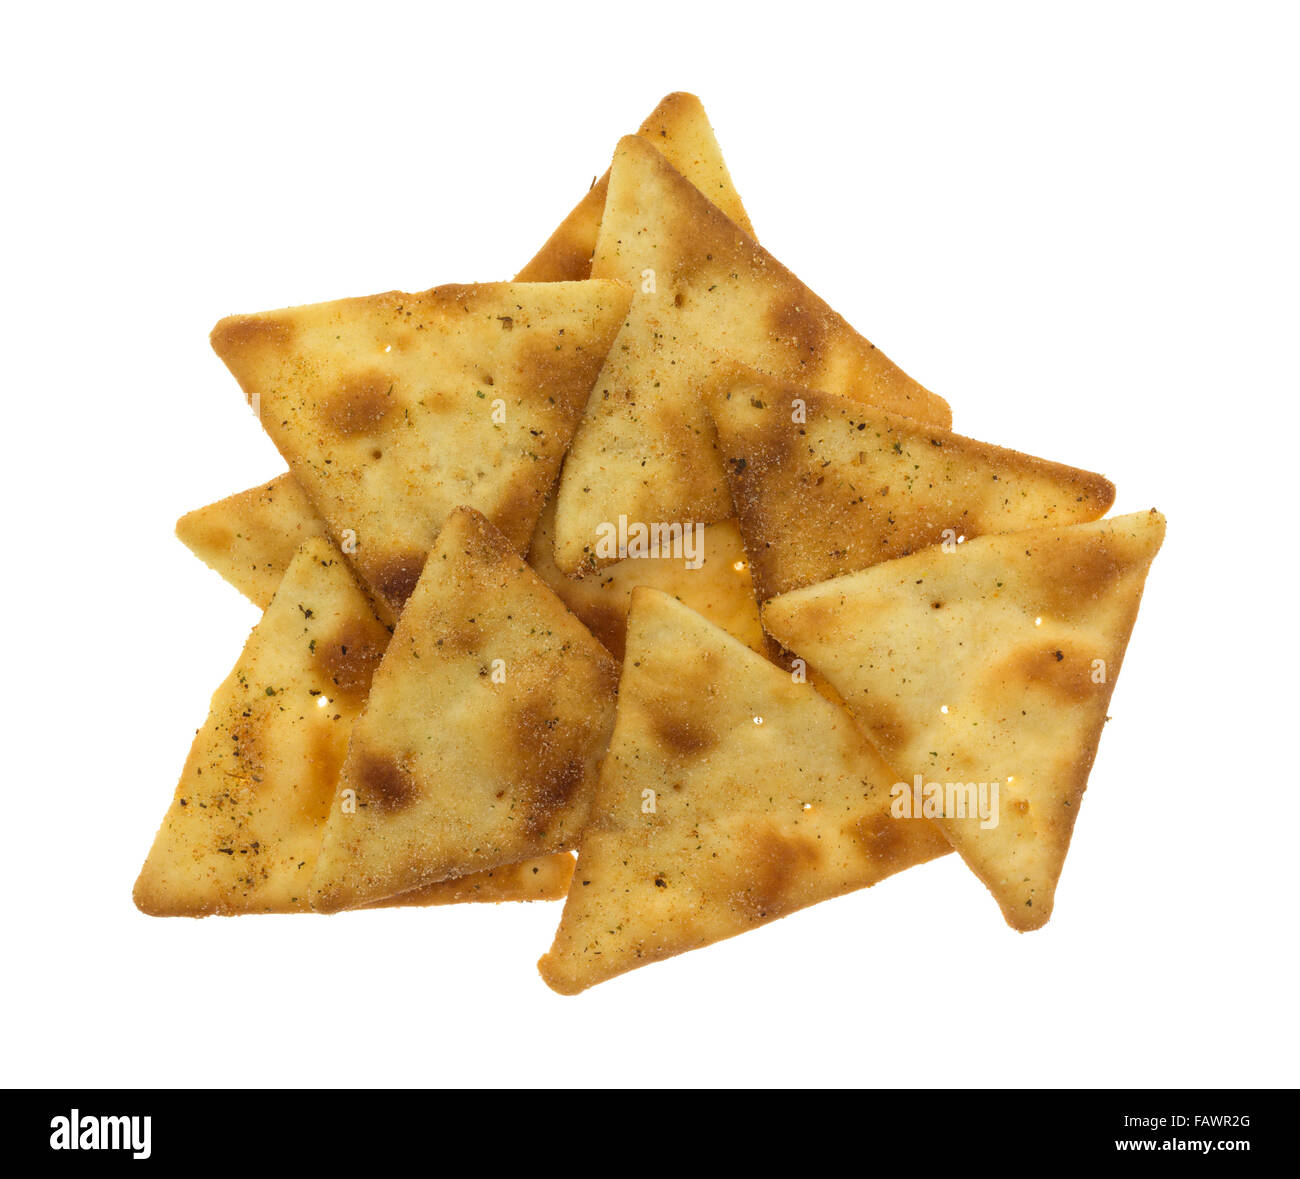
[313,622,385,702]
[355,752,417,815]
[725,828,824,922]
[373,553,425,612]
[210,313,295,359]
[322,373,395,437]
[988,641,1099,706]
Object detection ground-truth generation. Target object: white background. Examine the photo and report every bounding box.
[2,1,1296,1089]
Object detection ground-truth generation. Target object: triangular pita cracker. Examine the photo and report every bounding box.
[538,588,951,994]
[551,135,952,576]
[211,279,632,613]
[707,365,1115,600]
[517,91,754,282]
[135,538,575,915]
[310,507,619,913]
[762,510,1165,931]
[176,473,331,610]
[135,538,388,915]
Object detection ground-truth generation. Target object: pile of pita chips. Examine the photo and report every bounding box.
[142,92,1165,994]
[180,92,761,651]
[154,92,757,920]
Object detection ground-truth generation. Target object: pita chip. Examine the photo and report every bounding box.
[310,507,619,913]
[175,473,331,611]
[707,366,1115,601]
[210,279,632,614]
[517,91,754,282]
[551,135,952,576]
[762,510,1166,931]
[134,538,392,916]
[538,589,951,994]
